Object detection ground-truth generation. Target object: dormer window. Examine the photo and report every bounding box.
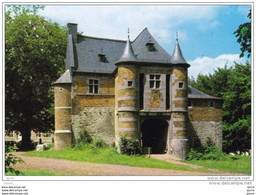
[146,42,157,52]
[98,53,108,63]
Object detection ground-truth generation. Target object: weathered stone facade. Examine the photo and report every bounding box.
[53,23,223,159]
[188,99,222,149]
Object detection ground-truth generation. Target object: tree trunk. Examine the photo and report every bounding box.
[20,129,32,150]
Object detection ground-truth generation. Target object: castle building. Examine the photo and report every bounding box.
[53,23,222,159]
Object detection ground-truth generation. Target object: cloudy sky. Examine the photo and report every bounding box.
[35,4,251,78]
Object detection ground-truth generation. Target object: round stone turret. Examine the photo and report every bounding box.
[53,69,72,150]
[115,36,139,149]
[170,37,189,159]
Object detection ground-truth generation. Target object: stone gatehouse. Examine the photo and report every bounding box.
[53,23,222,159]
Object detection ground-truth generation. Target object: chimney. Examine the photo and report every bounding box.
[67,23,77,44]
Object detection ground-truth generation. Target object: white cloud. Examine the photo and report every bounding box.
[188,54,247,78]
[38,5,221,42]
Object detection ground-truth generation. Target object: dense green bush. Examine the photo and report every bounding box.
[5,146,24,175]
[91,138,106,149]
[77,129,93,144]
[43,143,54,150]
[186,138,225,161]
[119,136,141,155]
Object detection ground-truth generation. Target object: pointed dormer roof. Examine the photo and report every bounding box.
[116,35,137,65]
[171,36,188,65]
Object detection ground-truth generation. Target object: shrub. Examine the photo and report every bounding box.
[119,136,141,155]
[186,138,225,161]
[77,129,92,144]
[91,139,106,149]
[5,146,24,175]
[43,143,54,151]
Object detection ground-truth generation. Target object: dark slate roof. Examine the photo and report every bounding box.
[116,37,137,64]
[54,69,72,84]
[72,28,173,73]
[188,86,222,100]
[131,28,172,63]
[75,35,126,73]
[170,39,188,65]
[66,34,76,70]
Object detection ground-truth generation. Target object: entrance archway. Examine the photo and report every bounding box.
[141,118,168,154]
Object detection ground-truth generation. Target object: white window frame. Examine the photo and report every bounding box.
[149,74,161,89]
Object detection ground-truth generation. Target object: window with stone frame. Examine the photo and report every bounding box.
[209,101,215,108]
[88,79,99,94]
[149,74,161,89]
[127,80,133,87]
[178,82,184,89]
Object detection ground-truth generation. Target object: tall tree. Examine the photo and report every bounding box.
[5,6,66,149]
[234,9,251,58]
[189,62,251,154]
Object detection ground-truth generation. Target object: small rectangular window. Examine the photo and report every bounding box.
[88,79,99,94]
[188,100,193,107]
[209,101,215,108]
[127,81,133,87]
[149,74,161,89]
[179,82,184,88]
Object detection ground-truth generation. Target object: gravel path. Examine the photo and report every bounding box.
[13,152,235,176]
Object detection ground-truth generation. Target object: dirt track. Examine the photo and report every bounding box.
[13,152,237,176]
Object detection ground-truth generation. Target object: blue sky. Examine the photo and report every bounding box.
[36,4,251,78]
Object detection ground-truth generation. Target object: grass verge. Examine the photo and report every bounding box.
[185,155,251,174]
[24,145,251,174]
[6,170,70,176]
[24,146,204,172]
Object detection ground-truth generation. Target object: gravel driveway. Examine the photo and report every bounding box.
[12,152,235,176]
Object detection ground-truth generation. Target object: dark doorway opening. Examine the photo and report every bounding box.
[141,118,168,154]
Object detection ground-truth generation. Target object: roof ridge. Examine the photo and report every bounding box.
[188,85,222,99]
[132,27,148,43]
[78,34,126,43]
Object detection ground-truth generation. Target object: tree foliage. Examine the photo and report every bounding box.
[5,146,24,175]
[234,9,251,58]
[5,6,66,149]
[189,62,251,154]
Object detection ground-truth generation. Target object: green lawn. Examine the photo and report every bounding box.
[186,155,251,174]
[24,146,251,174]
[6,170,69,176]
[24,146,204,172]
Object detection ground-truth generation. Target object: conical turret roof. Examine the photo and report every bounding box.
[116,36,137,64]
[171,38,188,65]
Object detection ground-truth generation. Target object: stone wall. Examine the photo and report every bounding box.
[72,107,115,146]
[188,120,222,149]
[71,73,116,146]
[188,99,222,149]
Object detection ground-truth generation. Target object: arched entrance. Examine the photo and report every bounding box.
[141,118,168,154]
